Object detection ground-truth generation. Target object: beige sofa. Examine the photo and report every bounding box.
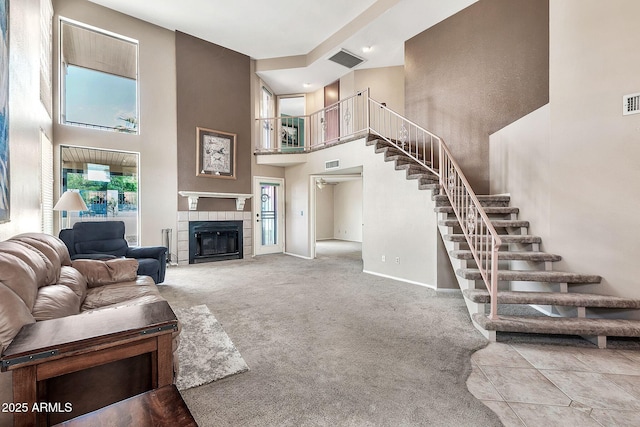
[0,232,177,426]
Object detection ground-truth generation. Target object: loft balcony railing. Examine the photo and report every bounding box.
[255,88,502,320]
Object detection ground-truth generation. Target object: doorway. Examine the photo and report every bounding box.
[324,80,340,142]
[310,172,363,259]
[253,176,285,255]
[278,95,305,150]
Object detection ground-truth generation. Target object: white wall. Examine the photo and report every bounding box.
[315,184,334,240]
[0,0,53,240]
[490,1,640,310]
[547,0,640,301]
[52,0,177,248]
[334,179,362,242]
[284,137,439,287]
[490,105,551,241]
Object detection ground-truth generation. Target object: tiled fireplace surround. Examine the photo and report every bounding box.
[177,211,252,265]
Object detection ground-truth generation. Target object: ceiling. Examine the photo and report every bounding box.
[88,0,477,95]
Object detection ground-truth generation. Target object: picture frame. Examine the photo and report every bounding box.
[281,123,298,146]
[196,127,236,179]
[0,0,10,223]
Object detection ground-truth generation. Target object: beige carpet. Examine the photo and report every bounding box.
[159,241,501,426]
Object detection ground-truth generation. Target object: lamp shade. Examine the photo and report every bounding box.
[53,191,88,212]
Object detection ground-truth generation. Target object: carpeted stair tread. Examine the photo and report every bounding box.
[444,234,541,244]
[433,194,511,207]
[464,289,640,308]
[435,206,520,215]
[410,174,438,182]
[451,250,561,262]
[438,219,529,228]
[395,163,427,173]
[457,268,601,284]
[472,313,640,337]
[419,183,440,191]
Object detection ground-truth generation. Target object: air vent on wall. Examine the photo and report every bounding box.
[328,49,365,69]
[325,159,340,170]
[623,93,640,115]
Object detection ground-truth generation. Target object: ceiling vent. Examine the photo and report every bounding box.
[623,93,640,115]
[325,159,340,170]
[328,49,365,69]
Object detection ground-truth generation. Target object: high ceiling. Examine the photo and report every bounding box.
[88,0,477,94]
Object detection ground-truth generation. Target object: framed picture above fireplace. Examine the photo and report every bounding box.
[196,127,236,179]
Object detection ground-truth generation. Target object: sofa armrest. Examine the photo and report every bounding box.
[126,246,167,260]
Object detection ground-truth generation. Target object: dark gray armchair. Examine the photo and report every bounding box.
[59,221,167,284]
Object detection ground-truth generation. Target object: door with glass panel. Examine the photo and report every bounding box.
[253,177,284,255]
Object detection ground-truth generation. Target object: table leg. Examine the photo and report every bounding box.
[12,366,37,427]
[157,334,174,387]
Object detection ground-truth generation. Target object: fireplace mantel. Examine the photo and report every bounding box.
[178,191,252,211]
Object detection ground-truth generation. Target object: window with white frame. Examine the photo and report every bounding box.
[59,19,139,133]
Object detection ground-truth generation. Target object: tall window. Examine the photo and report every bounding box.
[60,146,140,245]
[59,19,138,133]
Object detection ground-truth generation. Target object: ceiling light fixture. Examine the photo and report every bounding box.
[362,46,372,53]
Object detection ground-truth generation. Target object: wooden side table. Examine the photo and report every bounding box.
[1,301,178,427]
[53,385,197,427]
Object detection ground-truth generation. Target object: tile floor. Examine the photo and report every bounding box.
[468,342,640,426]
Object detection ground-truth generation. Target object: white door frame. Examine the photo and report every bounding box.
[253,176,285,255]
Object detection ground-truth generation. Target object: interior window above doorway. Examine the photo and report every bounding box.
[59,19,139,134]
[60,146,140,245]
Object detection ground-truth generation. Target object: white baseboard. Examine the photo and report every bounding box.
[363,269,436,290]
[284,251,313,260]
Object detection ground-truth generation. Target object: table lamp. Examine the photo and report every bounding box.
[53,190,88,229]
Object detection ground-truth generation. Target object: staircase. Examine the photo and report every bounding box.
[368,137,640,348]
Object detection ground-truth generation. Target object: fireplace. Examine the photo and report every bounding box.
[189,221,243,264]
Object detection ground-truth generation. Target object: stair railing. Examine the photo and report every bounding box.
[439,144,502,320]
[255,90,370,153]
[367,98,438,176]
[255,90,502,319]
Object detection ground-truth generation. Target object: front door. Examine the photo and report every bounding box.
[253,177,285,255]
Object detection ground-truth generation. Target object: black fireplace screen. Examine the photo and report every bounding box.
[188,220,243,264]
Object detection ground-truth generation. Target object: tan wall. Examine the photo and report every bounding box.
[176,32,251,212]
[340,66,404,114]
[404,0,549,192]
[0,0,53,241]
[52,0,177,247]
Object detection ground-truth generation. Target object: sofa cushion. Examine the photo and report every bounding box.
[81,276,160,311]
[75,238,128,257]
[0,284,35,353]
[32,285,82,321]
[0,253,38,310]
[58,266,88,302]
[0,241,50,288]
[72,258,139,288]
[11,233,72,267]
[10,238,62,286]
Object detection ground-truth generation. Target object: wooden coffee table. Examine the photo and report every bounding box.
[1,301,178,427]
[52,384,197,427]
